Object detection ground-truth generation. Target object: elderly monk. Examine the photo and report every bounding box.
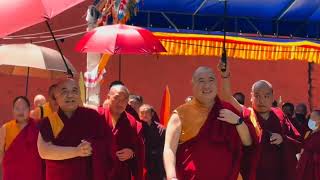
[218,62,302,180]
[98,85,144,180]
[163,66,255,180]
[296,110,320,180]
[0,96,44,180]
[37,78,113,180]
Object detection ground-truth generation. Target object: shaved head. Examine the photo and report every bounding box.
[34,94,46,107]
[56,78,78,89]
[191,66,217,106]
[310,110,320,127]
[107,85,130,116]
[192,66,215,83]
[55,78,80,113]
[251,80,273,93]
[251,80,274,113]
[109,85,130,97]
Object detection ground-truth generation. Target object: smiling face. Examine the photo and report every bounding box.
[55,79,80,112]
[107,85,130,117]
[251,80,274,113]
[192,67,217,104]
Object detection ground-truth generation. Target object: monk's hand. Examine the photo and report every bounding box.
[116,148,134,161]
[77,140,92,157]
[270,133,283,145]
[217,62,230,78]
[218,109,240,125]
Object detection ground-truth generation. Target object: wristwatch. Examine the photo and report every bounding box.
[235,117,243,126]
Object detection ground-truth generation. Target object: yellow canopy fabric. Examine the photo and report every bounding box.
[154,32,320,63]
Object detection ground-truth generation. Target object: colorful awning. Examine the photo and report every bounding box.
[154,32,320,64]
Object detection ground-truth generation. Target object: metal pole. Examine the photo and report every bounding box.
[119,55,122,80]
[25,67,30,96]
[220,0,227,72]
[45,20,73,77]
[308,62,313,111]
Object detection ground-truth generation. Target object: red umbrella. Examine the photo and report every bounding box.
[75,24,166,54]
[0,0,85,38]
[0,0,85,76]
[75,24,166,79]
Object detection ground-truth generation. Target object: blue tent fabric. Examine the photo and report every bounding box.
[129,0,320,38]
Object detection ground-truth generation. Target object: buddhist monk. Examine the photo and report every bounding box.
[33,94,47,108]
[293,103,310,137]
[0,96,44,180]
[30,84,59,120]
[296,110,320,180]
[108,83,145,180]
[218,62,302,180]
[37,78,113,180]
[163,66,255,180]
[98,85,144,180]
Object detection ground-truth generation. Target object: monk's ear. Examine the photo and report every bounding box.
[250,92,254,103]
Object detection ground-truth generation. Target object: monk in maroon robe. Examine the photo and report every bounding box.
[163,66,255,180]
[99,85,144,180]
[0,96,44,180]
[37,78,113,180]
[218,62,302,180]
[296,110,320,180]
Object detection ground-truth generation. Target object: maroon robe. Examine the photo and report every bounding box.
[176,98,256,180]
[39,107,113,180]
[99,107,144,180]
[290,117,310,138]
[296,131,320,180]
[242,108,302,180]
[2,120,44,180]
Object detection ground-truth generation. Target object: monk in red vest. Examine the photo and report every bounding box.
[0,96,44,180]
[218,62,302,180]
[37,78,113,180]
[163,66,255,180]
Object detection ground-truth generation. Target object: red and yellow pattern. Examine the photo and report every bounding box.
[154,32,320,63]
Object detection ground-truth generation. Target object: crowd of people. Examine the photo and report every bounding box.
[0,62,319,180]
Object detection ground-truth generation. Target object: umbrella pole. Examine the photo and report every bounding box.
[25,67,30,96]
[45,20,73,77]
[220,0,227,72]
[119,55,122,80]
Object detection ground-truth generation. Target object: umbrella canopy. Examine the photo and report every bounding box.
[0,43,77,79]
[0,0,85,38]
[75,24,167,54]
